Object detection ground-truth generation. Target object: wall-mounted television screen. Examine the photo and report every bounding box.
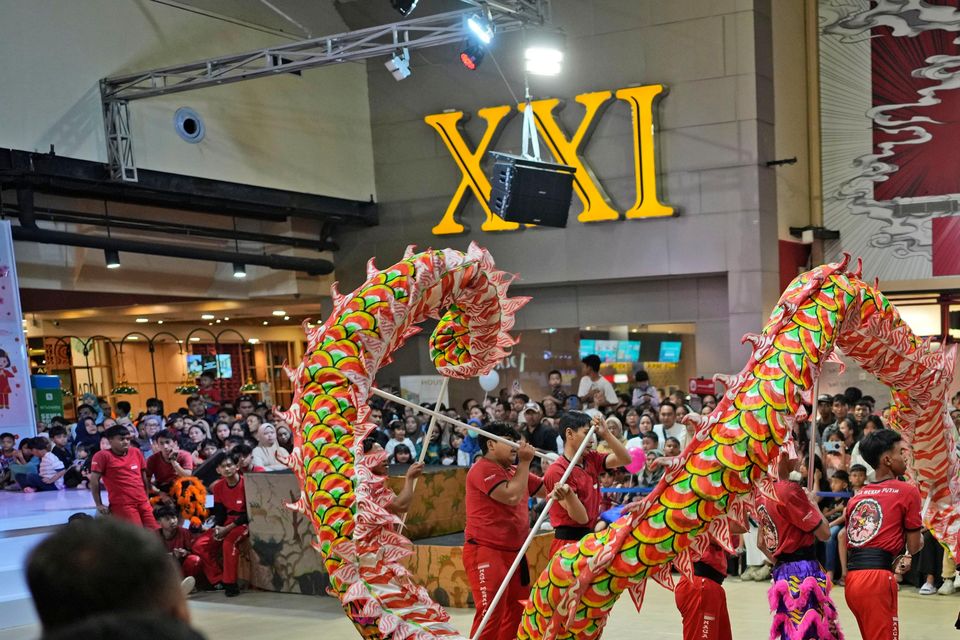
[186,354,233,379]
[658,341,682,363]
[579,339,641,363]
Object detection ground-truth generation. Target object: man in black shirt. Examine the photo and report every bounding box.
[520,402,558,473]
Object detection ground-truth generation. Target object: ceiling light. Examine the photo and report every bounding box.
[157,320,164,325]
[127,335,139,340]
[248,338,260,344]
[189,337,200,342]
[524,29,565,76]
[283,315,290,321]
[215,319,221,324]
[201,314,215,320]
[223,317,230,321]
[390,0,418,16]
[385,49,411,81]
[272,310,286,316]
[135,318,149,323]
[263,321,269,325]
[460,41,485,70]
[104,249,120,269]
[233,262,247,279]
[467,14,494,45]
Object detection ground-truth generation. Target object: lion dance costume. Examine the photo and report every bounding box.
[281,246,959,639]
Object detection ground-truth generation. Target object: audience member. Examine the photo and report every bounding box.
[148,429,194,493]
[251,423,289,471]
[16,438,66,492]
[631,369,660,410]
[155,505,201,588]
[577,355,616,412]
[26,517,189,634]
[43,613,207,640]
[90,424,156,528]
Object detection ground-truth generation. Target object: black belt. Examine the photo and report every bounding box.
[693,561,725,585]
[554,526,592,541]
[775,545,817,565]
[848,548,895,572]
[465,539,531,586]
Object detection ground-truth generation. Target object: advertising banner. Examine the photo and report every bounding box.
[0,220,36,440]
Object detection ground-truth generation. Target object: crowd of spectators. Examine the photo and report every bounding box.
[0,381,294,598]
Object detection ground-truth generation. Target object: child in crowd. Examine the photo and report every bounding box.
[0,432,23,488]
[147,429,194,494]
[16,438,66,492]
[391,444,413,465]
[663,436,681,458]
[848,464,867,494]
[637,450,664,489]
[90,425,156,528]
[193,452,250,597]
[154,505,201,590]
[48,426,72,466]
[440,446,456,466]
[385,420,415,458]
[824,470,850,579]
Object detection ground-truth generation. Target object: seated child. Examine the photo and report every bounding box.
[192,452,249,597]
[16,438,66,493]
[154,505,202,591]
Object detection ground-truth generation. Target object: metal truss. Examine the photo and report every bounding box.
[99,1,548,180]
[101,94,137,181]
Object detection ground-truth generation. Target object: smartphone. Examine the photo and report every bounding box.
[824,441,842,453]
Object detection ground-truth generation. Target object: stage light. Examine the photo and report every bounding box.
[467,14,494,45]
[385,49,411,81]
[460,42,485,70]
[524,29,565,76]
[233,262,247,278]
[104,248,120,269]
[390,0,418,16]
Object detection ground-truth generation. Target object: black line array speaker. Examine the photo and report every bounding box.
[488,153,576,228]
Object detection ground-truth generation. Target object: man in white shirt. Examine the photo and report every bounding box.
[652,401,690,449]
[577,355,617,412]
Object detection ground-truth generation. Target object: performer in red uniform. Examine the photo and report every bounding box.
[463,422,577,640]
[674,525,746,640]
[193,452,250,596]
[841,429,923,640]
[757,454,842,639]
[155,504,202,584]
[89,424,157,528]
[543,411,631,557]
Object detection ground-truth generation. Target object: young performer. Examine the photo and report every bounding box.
[841,429,923,640]
[89,424,156,528]
[757,454,842,639]
[674,533,744,640]
[543,411,631,557]
[463,422,577,640]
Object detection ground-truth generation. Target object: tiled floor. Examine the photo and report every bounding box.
[3,578,959,639]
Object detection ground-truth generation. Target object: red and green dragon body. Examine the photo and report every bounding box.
[282,247,958,639]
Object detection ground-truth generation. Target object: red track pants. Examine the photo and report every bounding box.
[845,569,900,639]
[193,525,248,585]
[180,554,202,579]
[463,543,528,640]
[109,501,158,529]
[675,575,732,640]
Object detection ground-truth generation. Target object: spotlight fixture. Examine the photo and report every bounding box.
[201,314,215,320]
[263,320,269,325]
[104,248,120,269]
[467,14,495,45]
[390,0,418,16]
[524,29,565,76]
[272,310,287,316]
[233,262,247,278]
[283,315,290,321]
[460,41,486,70]
[136,318,149,323]
[385,48,411,81]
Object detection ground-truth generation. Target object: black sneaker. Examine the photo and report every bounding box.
[224,583,240,597]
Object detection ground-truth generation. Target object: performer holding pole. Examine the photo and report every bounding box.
[543,411,631,557]
[841,429,923,640]
[757,453,842,640]
[674,527,745,640]
[463,423,596,640]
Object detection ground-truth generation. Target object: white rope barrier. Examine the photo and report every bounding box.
[469,423,599,640]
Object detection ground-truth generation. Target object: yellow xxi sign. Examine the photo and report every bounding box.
[424,84,673,236]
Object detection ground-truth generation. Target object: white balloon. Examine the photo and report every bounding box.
[478,369,500,392]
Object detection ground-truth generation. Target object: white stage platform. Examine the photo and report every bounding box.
[0,489,99,629]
